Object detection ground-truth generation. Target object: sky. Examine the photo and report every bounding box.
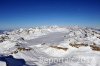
[0,0,100,29]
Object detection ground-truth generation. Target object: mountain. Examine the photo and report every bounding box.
[0,30,5,34]
[0,30,12,35]
[0,26,100,66]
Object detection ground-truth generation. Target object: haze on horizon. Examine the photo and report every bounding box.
[0,0,100,30]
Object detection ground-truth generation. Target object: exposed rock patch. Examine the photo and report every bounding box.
[50,45,68,51]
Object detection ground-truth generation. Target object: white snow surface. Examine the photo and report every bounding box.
[0,26,100,66]
[0,61,6,66]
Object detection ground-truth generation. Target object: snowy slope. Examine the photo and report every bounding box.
[0,26,100,66]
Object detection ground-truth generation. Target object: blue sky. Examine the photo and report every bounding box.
[0,0,100,29]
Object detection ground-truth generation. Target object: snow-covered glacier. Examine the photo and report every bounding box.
[0,26,100,66]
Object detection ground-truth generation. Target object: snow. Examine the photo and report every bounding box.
[43,47,68,57]
[0,61,6,66]
[0,40,16,54]
[0,26,100,66]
